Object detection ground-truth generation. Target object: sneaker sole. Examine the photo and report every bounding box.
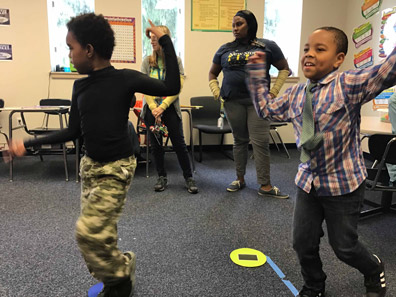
[188,188,198,194]
[154,186,167,192]
[226,185,246,192]
[258,191,289,199]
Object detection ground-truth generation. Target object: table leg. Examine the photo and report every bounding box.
[8,111,14,181]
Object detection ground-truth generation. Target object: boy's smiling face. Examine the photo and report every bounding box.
[301,29,345,82]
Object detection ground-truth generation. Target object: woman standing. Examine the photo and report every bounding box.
[142,25,198,194]
[208,10,289,198]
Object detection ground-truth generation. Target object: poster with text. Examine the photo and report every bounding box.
[105,16,136,63]
[192,0,246,31]
[0,44,12,60]
[0,8,10,25]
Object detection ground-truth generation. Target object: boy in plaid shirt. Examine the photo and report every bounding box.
[247,27,395,297]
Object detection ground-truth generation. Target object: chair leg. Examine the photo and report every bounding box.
[273,128,290,159]
[360,191,396,218]
[198,131,202,163]
[146,128,150,178]
[62,142,69,181]
[269,130,280,151]
[75,138,80,183]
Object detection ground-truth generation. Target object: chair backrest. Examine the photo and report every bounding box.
[190,96,222,126]
[368,134,396,165]
[40,99,71,107]
[40,99,71,115]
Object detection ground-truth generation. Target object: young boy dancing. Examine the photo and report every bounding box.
[7,13,180,297]
[247,27,395,297]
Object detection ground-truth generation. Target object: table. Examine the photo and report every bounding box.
[360,116,392,135]
[0,106,71,181]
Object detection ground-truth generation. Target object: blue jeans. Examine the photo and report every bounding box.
[292,182,381,291]
[145,104,192,179]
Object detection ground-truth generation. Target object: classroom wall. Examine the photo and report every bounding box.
[1,0,390,145]
[344,0,396,117]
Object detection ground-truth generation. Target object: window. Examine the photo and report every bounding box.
[141,0,184,63]
[264,0,302,76]
[47,0,94,71]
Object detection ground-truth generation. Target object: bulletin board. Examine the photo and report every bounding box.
[105,16,136,63]
[191,0,246,32]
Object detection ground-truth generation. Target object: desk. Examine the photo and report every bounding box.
[0,106,70,181]
[360,116,392,135]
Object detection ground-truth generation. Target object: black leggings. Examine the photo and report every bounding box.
[145,105,192,179]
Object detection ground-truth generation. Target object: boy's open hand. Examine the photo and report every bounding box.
[145,19,165,39]
[3,139,27,163]
[248,52,266,64]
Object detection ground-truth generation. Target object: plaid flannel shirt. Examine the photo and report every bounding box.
[246,47,396,196]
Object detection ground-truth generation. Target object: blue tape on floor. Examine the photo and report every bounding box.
[267,256,298,296]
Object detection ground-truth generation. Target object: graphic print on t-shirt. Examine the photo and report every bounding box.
[227,50,255,67]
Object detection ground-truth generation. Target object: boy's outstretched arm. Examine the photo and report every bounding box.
[246,53,290,122]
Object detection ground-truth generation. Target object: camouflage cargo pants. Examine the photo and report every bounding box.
[76,155,136,283]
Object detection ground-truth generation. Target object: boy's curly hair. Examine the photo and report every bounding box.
[67,13,115,60]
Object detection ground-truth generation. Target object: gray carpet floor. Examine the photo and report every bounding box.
[0,147,395,297]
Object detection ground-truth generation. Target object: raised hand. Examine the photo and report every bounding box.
[145,19,165,39]
[248,51,266,64]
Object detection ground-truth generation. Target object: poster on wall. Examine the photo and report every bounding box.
[378,7,396,58]
[354,47,373,69]
[0,44,12,60]
[104,16,136,63]
[352,22,373,48]
[0,8,10,25]
[191,0,246,31]
[373,87,395,110]
[361,0,382,19]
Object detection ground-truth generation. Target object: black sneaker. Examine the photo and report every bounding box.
[97,278,133,297]
[185,177,198,194]
[154,176,167,192]
[124,252,136,293]
[297,286,325,297]
[364,255,386,297]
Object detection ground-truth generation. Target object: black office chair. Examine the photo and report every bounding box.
[0,99,9,149]
[360,133,396,218]
[269,122,290,158]
[190,96,233,162]
[20,98,72,181]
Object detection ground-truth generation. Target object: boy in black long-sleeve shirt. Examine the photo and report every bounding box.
[7,13,180,297]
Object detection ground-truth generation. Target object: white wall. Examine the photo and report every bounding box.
[1,0,392,144]
[344,0,396,117]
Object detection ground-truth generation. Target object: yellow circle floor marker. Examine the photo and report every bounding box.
[230,248,267,267]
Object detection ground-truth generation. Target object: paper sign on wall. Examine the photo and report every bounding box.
[105,16,136,63]
[0,8,10,25]
[0,44,12,60]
